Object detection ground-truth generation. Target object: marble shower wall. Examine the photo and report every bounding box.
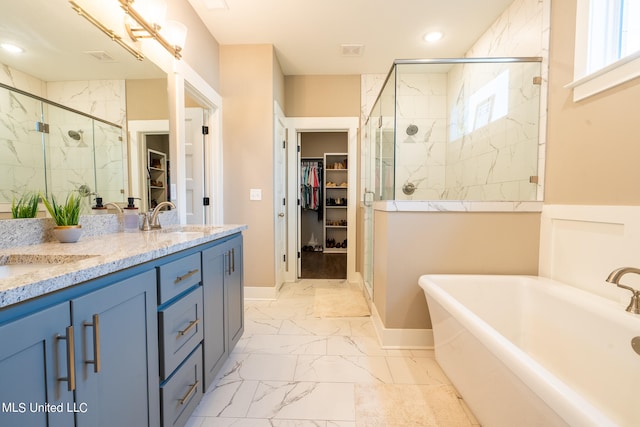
[0,88,46,202]
[444,61,541,200]
[454,0,549,201]
[394,70,448,199]
[361,0,549,202]
[47,80,127,204]
[0,64,127,205]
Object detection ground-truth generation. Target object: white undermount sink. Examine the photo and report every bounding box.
[0,254,96,280]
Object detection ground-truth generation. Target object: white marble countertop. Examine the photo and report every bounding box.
[372,200,544,212]
[0,224,247,309]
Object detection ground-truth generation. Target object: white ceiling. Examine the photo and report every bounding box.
[0,0,515,82]
[187,0,517,75]
[0,0,165,82]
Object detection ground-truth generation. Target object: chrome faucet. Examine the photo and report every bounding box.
[605,267,640,314]
[104,202,123,214]
[147,201,176,230]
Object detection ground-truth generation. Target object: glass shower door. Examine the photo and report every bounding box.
[362,119,376,298]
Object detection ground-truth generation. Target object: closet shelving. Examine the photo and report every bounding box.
[324,153,348,253]
[147,148,167,209]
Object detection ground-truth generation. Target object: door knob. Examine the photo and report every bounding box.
[278,212,285,217]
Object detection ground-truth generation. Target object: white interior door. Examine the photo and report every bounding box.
[274,103,288,287]
[185,107,205,224]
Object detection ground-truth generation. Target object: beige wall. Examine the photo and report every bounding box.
[300,132,348,158]
[125,79,169,120]
[220,44,283,287]
[545,0,640,205]
[374,211,541,329]
[285,75,361,117]
[167,0,220,90]
[273,52,285,111]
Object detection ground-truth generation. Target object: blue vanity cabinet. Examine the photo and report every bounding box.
[71,269,160,427]
[0,303,74,427]
[201,241,228,389]
[157,253,204,427]
[202,233,244,389]
[226,235,244,351]
[0,268,160,427]
[0,230,244,427]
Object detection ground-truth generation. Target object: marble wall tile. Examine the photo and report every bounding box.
[0,64,127,207]
[360,0,549,203]
[46,80,126,127]
[0,88,46,201]
[0,64,46,96]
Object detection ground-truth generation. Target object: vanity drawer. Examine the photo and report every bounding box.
[160,344,202,427]
[159,286,204,379]
[158,252,201,304]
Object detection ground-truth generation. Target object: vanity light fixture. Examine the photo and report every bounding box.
[424,31,444,43]
[68,1,144,61]
[119,0,186,60]
[1,43,24,54]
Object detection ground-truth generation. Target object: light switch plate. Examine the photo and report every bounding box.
[250,189,262,200]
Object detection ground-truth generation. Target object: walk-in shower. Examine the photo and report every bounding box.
[360,57,544,299]
[0,82,125,205]
[365,57,543,202]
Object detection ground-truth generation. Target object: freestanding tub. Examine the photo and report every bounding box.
[418,274,640,427]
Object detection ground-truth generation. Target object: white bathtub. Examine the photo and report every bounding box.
[418,274,640,427]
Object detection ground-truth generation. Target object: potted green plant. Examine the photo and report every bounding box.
[11,192,40,219]
[41,191,83,243]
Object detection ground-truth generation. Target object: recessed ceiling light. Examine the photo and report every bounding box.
[424,32,444,43]
[1,43,24,54]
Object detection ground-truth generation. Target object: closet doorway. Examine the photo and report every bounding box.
[299,132,348,279]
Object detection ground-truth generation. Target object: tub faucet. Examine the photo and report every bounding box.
[605,267,640,314]
[148,201,176,230]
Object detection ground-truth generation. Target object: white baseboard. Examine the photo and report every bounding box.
[244,285,278,300]
[370,303,434,349]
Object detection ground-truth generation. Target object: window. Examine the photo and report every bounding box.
[569,0,640,101]
[450,70,509,141]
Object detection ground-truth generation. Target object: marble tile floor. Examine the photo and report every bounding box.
[186,279,480,427]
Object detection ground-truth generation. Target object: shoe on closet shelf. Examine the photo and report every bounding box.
[326,182,336,187]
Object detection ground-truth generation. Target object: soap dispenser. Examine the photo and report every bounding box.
[92,196,107,215]
[123,197,140,232]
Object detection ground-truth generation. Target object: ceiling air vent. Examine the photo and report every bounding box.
[340,44,364,57]
[84,51,116,62]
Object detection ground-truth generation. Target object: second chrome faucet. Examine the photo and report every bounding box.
[141,201,176,231]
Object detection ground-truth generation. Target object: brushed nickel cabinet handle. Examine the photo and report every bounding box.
[57,325,76,391]
[231,248,235,273]
[179,380,199,405]
[178,318,200,337]
[84,314,101,373]
[175,269,199,284]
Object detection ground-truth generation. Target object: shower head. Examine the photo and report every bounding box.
[68,130,82,140]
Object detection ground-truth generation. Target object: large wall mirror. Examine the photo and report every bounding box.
[0,1,167,214]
